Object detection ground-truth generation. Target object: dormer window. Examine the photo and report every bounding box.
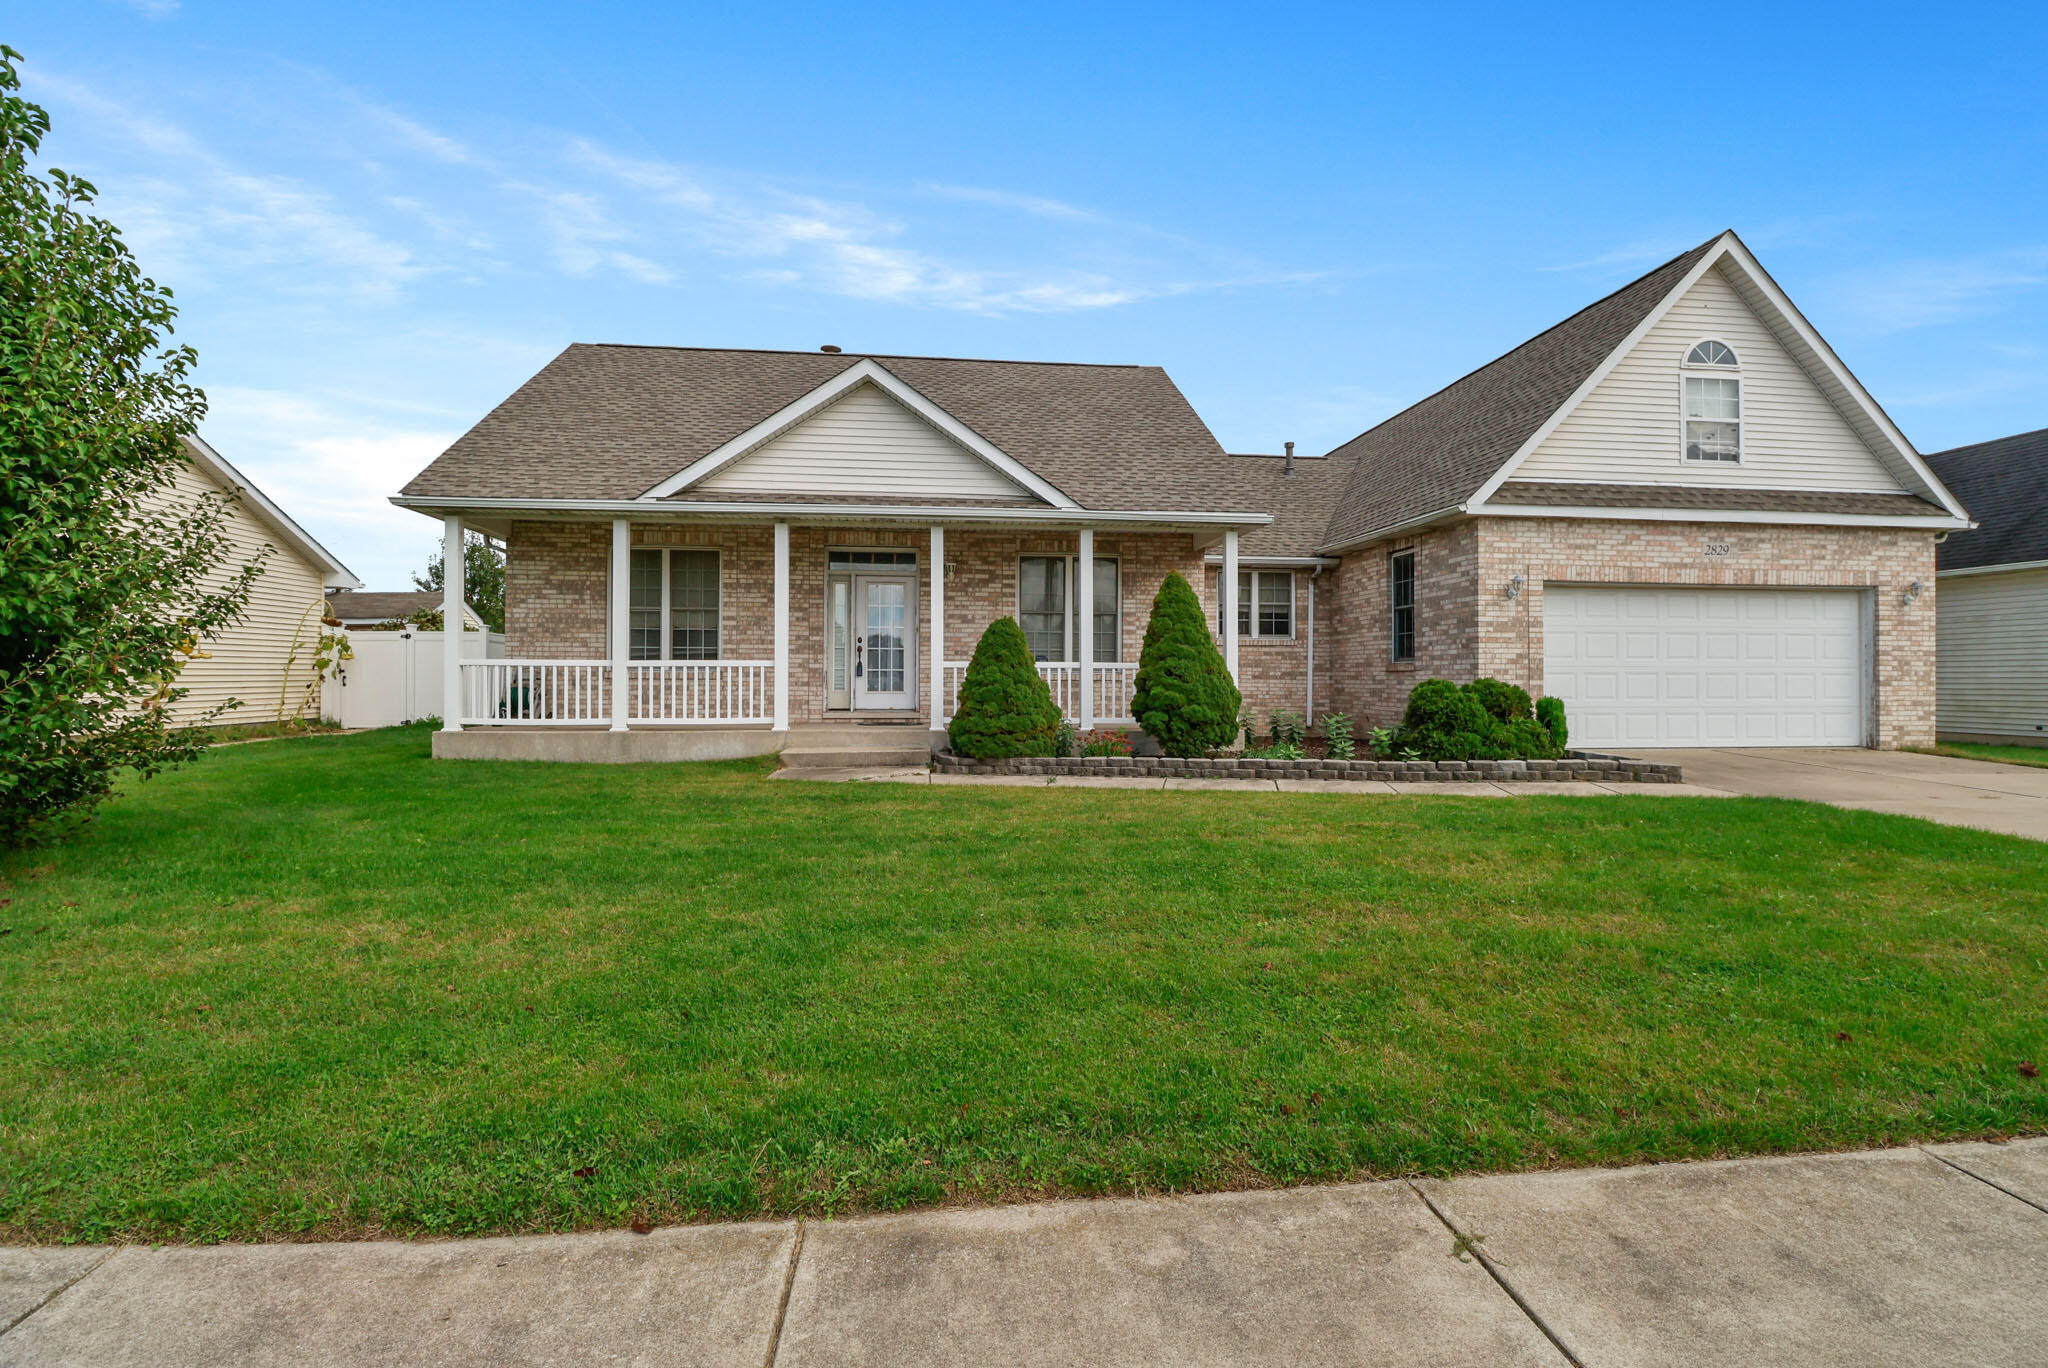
[1682,340,1741,463]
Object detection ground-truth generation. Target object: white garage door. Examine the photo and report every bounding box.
[1544,587,1865,748]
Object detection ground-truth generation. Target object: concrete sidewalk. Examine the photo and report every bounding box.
[4,1140,2043,1367]
[775,768,1735,797]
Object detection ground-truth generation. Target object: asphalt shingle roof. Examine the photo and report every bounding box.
[1923,427,2048,571]
[326,590,452,620]
[1316,238,1718,550]
[401,345,1264,514]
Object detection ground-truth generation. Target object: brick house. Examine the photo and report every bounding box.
[395,231,1970,763]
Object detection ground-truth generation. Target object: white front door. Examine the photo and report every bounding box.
[853,575,916,710]
[1544,586,1866,748]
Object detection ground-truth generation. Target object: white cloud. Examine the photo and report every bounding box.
[1829,248,2048,334]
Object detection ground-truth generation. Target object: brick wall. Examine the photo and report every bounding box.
[1319,522,1480,731]
[1474,518,1938,748]
[504,521,607,658]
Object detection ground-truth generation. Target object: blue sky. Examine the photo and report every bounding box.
[16,2,2048,586]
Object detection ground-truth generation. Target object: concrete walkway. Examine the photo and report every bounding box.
[775,768,1734,797]
[4,1139,2043,1366]
[1616,747,2048,840]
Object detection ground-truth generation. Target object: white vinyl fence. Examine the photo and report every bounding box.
[323,629,504,729]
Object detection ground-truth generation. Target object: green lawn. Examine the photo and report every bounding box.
[3,726,2044,1244]
[1915,741,2048,770]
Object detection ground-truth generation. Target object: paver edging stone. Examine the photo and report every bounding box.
[934,750,1683,783]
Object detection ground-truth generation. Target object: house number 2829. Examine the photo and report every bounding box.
[1703,543,1732,557]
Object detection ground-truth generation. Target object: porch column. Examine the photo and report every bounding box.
[1076,528,1094,730]
[609,518,630,731]
[440,515,463,731]
[928,524,945,728]
[772,522,790,731]
[1222,529,1240,686]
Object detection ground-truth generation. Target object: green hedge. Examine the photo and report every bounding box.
[1390,677,1566,761]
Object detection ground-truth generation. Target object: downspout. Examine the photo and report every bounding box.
[1306,565,1320,726]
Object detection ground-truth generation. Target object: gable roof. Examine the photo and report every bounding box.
[1317,239,1717,550]
[1925,426,2048,571]
[184,436,361,589]
[400,345,1260,514]
[1225,455,1356,557]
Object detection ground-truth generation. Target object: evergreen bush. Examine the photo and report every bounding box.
[1392,678,1563,761]
[1535,695,1569,751]
[1465,677,1533,722]
[946,617,1062,759]
[1131,571,1242,756]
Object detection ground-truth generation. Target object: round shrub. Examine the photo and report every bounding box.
[947,617,1062,759]
[1131,570,1242,756]
[1535,695,1569,751]
[1465,677,1533,722]
[1391,678,1494,759]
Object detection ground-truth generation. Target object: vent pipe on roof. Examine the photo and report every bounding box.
[1284,441,1295,476]
[820,344,842,353]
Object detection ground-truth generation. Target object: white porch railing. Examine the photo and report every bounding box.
[942,661,1139,726]
[627,660,773,724]
[459,660,611,725]
[457,660,774,725]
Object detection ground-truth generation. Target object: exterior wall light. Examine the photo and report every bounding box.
[1506,574,1525,600]
[1903,580,1923,606]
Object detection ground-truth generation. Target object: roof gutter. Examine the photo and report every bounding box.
[1471,502,1974,531]
[388,495,1271,529]
[1937,557,2048,579]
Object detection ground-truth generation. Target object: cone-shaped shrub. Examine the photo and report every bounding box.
[1131,570,1242,756]
[947,617,1062,758]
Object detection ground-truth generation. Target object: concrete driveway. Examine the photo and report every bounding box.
[1614,747,2048,840]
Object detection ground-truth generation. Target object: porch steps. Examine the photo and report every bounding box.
[777,725,934,772]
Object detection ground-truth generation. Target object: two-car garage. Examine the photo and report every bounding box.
[1543,586,1868,748]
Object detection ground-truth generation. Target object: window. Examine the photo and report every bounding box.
[627,548,720,660]
[1223,569,1295,639]
[1389,550,1416,662]
[1017,555,1120,661]
[1682,340,1741,463]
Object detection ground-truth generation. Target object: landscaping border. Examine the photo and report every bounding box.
[934,751,1685,783]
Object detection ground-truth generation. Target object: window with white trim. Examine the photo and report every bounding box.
[1018,556,1119,662]
[628,547,720,660]
[1222,569,1295,639]
[1682,340,1741,463]
[1389,550,1416,662]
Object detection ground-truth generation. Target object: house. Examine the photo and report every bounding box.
[393,231,1970,764]
[158,436,361,728]
[1923,427,2048,746]
[326,590,488,632]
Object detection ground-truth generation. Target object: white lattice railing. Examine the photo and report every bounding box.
[627,660,773,724]
[459,660,611,725]
[942,661,1138,726]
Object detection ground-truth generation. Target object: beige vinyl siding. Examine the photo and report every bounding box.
[146,460,334,728]
[1516,263,1908,492]
[1936,567,2048,741]
[697,382,1029,499]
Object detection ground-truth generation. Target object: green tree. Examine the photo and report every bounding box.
[947,617,1062,758]
[413,530,504,632]
[1130,570,1241,756]
[0,46,258,844]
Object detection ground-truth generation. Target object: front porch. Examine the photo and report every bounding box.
[430,513,1251,754]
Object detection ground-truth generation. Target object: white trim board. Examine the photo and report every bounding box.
[638,358,1079,509]
[1471,502,1971,530]
[392,495,1268,528]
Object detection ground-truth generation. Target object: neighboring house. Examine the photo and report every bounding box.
[1923,427,2047,745]
[393,231,1969,763]
[159,436,361,728]
[327,590,487,632]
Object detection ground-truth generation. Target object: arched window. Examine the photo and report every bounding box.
[1682,340,1741,462]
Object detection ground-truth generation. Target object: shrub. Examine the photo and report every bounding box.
[947,618,1062,759]
[1054,719,1080,758]
[1268,711,1306,748]
[1322,712,1355,761]
[1131,571,1242,756]
[1536,695,1569,751]
[1391,678,1562,761]
[1080,728,1134,758]
[1465,677,1532,723]
[1242,741,1304,761]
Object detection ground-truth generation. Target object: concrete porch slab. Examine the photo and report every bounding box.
[1416,1147,2048,1367]
[773,1182,1565,1368]
[433,728,783,764]
[0,1223,796,1368]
